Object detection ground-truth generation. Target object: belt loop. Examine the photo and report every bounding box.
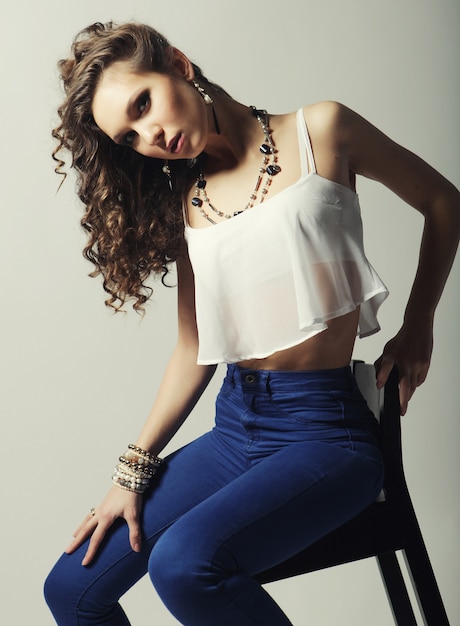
[347,365,357,390]
[266,372,272,398]
[228,364,236,387]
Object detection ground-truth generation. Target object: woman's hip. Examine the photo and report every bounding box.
[215,364,381,452]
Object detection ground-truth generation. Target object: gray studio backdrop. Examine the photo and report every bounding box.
[1,0,458,624]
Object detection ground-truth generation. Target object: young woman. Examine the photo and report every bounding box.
[44,21,459,626]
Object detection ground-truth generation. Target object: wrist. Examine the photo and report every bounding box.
[403,308,434,328]
[112,444,164,494]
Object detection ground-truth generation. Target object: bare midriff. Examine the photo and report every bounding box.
[237,308,360,371]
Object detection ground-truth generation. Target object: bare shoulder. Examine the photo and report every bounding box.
[299,101,354,185]
[273,102,354,143]
[302,101,361,146]
[303,102,458,212]
[303,100,346,124]
[302,100,405,177]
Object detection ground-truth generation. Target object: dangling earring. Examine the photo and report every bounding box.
[162,160,173,191]
[192,80,213,104]
[192,80,221,135]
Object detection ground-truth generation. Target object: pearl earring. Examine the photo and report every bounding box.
[192,80,213,105]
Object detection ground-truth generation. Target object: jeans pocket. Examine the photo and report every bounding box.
[267,389,344,425]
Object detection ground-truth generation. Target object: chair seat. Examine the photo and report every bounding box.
[256,499,405,584]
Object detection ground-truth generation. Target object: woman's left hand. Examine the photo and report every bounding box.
[374,316,434,416]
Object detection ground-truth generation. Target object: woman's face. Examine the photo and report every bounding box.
[92,56,210,160]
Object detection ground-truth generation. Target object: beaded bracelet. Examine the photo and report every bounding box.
[127,444,164,467]
[112,445,164,494]
[112,474,149,493]
[118,456,155,477]
[112,465,151,492]
[115,462,153,481]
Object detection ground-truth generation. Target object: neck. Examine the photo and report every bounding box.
[202,93,265,171]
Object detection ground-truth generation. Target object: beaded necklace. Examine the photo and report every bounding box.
[191,107,281,225]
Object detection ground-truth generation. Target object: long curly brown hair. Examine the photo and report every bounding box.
[53,22,209,312]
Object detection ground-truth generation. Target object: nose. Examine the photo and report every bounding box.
[137,122,162,146]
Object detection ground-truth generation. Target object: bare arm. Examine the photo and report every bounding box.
[135,251,217,455]
[67,249,217,565]
[307,101,460,414]
[341,102,459,413]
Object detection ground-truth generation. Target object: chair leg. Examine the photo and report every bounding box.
[402,543,450,626]
[377,552,417,625]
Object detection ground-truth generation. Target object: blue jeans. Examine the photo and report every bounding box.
[45,365,384,625]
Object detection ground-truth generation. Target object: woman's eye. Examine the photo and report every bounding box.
[138,92,150,115]
[124,131,137,146]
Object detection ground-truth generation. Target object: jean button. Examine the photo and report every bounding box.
[245,374,256,384]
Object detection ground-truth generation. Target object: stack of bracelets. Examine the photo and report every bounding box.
[112,444,164,494]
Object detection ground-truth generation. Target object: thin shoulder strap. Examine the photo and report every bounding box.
[296,108,317,175]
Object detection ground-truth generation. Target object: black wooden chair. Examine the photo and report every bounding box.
[256,361,450,625]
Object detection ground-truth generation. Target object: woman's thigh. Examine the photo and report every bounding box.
[148,429,383,626]
[150,437,383,584]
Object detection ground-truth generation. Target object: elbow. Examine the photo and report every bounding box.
[444,186,460,239]
[426,186,460,240]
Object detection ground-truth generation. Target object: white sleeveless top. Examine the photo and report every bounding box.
[185,109,389,365]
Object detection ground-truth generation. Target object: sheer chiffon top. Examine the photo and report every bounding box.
[184,108,388,365]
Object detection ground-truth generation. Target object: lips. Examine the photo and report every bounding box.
[168,133,184,154]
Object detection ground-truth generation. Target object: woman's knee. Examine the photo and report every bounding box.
[44,559,73,619]
[148,524,216,605]
[149,530,192,592]
[44,556,128,625]
[44,555,103,623]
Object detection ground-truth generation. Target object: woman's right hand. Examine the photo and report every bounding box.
[66,485,143,566]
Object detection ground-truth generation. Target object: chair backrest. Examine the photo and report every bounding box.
[352,361,383,420]
[352,360,403,502]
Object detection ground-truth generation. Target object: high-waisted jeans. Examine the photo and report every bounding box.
[45,365,384,625]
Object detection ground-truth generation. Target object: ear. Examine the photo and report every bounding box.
[170,47,195,80]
